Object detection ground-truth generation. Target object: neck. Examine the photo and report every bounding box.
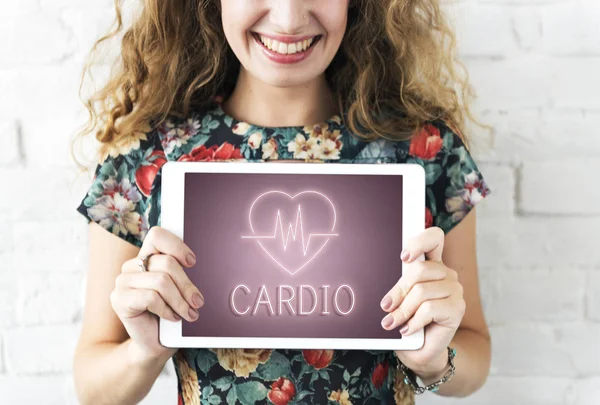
[221,68,338,127]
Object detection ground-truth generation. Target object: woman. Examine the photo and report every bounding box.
[71,0,492,404]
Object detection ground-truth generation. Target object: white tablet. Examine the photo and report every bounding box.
[159,161,425,350]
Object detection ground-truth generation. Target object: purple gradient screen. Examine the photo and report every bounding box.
[182,172,403,339]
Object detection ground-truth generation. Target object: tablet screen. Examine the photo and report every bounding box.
[182,172,403,339]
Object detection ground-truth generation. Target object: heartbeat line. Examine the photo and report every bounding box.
[241,204,338,256]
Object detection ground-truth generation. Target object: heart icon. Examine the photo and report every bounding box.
[241,190,338,275]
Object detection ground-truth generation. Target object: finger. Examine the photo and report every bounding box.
[116,271,199,322]
[138,226,197,268]
[111,288,181,322]
[400,296,465,336]
[380,260,447,311]
[380,280,455,330]
[400,226,445,263]
[123,254,205,310]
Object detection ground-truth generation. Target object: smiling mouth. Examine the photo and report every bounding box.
[252,32,322,55]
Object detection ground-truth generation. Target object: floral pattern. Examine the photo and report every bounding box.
[76,95,491,405]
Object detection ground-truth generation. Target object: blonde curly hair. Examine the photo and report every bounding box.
[71,0,479,170]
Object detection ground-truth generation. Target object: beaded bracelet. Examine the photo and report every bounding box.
[396,347,457,394]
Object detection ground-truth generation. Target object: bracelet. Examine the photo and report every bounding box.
[396,347,456,394]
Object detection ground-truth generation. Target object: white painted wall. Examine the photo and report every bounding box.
[1,0,598,403]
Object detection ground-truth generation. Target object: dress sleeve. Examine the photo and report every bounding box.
[408,120,492,235]
[75,128,167,248]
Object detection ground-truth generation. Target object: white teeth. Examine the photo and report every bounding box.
[278,41,287,54]
[258,34,317,55]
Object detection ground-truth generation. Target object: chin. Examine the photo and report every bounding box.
[252,70,322,89]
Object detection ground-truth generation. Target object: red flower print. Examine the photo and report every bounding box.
[302,349,334,369]
[214,142,243,160]
[425,207,433,228]
[371,361,389,389]
[178,144,216,161]
[409,124,443,160]
[268,377,296,405]
[135,150,167,197]
[465,177,490,198]
[177,142,243,162]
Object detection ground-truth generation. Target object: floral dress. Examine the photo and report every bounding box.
[76,95,491,405]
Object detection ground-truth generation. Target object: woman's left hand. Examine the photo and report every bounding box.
[379,226,466,381]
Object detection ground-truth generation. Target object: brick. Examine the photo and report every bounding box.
[555,324,600,376]
[0,274,17,328]
[17,273,83,326]
[0,171,84,222]
[0,120,22,167]
[4,325,80,375]
[471,109,540,165]
[477,267,498,317]
[446,3,515,57]
[0,12,75,68]
[0,375,66,404]
[512,7,543,51]
[573,378,600,405]
[417,376,571,405]
[464,57,552,111]
[20,111,84,168]
[1,1,39,14]
[540,110,600,159]
[61,7,121,63]
[465,56,600,112]
[484,269,585,325]
[489,324,600,377]
[478,216,600,269]
[14,221,88,272]
[0,336,3,374]
[587,272,600,322]
[542,1,600,55]
[548,58,600,110]
[490,323,584,378]
[465,124,494,163]
[0,65,84,122]
[519,159,600,215]
[39,0,113,9]
[0,221,15,271]
[475,110,600,164]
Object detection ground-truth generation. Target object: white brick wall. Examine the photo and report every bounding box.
[0,0,598,403]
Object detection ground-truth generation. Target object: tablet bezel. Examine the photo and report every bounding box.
[160,161,425,350]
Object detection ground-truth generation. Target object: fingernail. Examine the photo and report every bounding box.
[173,313,181,321]
[400,324,409,334]
[188,308,199,320]
[400,250,410,261]
[381,314,394,328]
[380,296,392,311]
[192,293,204,308]
[186,252,196,266]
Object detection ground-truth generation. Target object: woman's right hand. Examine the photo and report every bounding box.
[110,226,204,364]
